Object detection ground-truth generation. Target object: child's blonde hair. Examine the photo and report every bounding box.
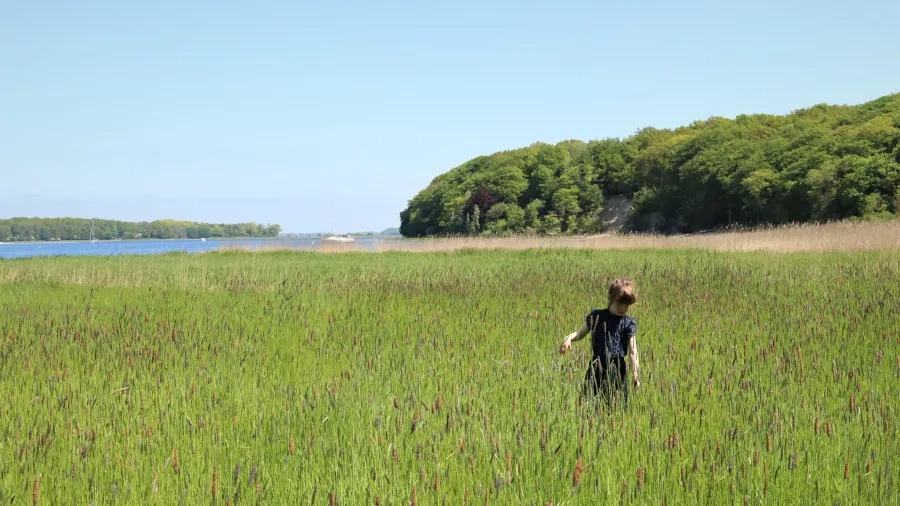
[608,277,637,305]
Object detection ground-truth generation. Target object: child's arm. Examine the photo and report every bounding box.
[627,335,641,388]
[559,324,589,354]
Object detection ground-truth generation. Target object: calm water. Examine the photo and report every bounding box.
[0,237,392,259]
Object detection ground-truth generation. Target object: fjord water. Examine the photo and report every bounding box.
[0,237,388,259]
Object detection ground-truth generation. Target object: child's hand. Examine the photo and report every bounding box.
[633,378,641,389]
[559,339,572,355]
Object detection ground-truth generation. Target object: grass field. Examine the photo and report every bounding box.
[1,247,898,505]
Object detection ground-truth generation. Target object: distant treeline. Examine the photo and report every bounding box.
[400,93,900,236]
[0,218,282,242]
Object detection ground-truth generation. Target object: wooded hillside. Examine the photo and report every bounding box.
[0,218,281,241]
[400,94,900,236]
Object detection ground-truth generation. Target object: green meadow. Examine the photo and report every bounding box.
[1,249,898,505]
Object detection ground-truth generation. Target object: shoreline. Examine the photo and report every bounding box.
[0,236,400,245]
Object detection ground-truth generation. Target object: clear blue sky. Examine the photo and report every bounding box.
[2,0,898,233]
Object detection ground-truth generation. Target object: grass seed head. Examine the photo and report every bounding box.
[32,475,39,506]
[572,458,584,487]
[540,422,547,452]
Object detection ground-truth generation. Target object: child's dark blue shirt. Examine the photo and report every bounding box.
[585,308,637,360]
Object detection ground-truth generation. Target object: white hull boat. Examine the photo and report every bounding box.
[323,234,355,243]
[322,194,354,243]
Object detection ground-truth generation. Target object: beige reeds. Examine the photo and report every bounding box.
[208,219,900,256]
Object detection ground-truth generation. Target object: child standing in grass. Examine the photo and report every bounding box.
[559,277,641,407]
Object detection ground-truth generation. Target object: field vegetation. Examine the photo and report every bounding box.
[1,245,898,504]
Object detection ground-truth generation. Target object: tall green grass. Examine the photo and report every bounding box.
[1,249,898,504]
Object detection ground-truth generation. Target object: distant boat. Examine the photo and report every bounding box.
[323,233,355,243]
[200,238,207,242]
[323,194,355,243]
[90,219,100,243]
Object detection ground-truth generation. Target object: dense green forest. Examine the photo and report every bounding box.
[400,93,900,236]
[0,218,281,242]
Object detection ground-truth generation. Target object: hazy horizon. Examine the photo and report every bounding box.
[0,193,403,234]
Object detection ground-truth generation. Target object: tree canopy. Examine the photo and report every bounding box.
[400,93,900,236]
[0,218,281,242]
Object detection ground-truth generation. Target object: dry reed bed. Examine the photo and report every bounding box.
[218,219,900,254]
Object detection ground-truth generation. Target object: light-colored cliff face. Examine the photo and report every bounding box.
[601,195,632,233]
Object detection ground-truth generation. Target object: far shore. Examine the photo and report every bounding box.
[0,235,403,245]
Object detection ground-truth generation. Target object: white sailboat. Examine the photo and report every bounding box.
[324,233,355,243]
[323,195,354,243]
[90,219,100,243]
